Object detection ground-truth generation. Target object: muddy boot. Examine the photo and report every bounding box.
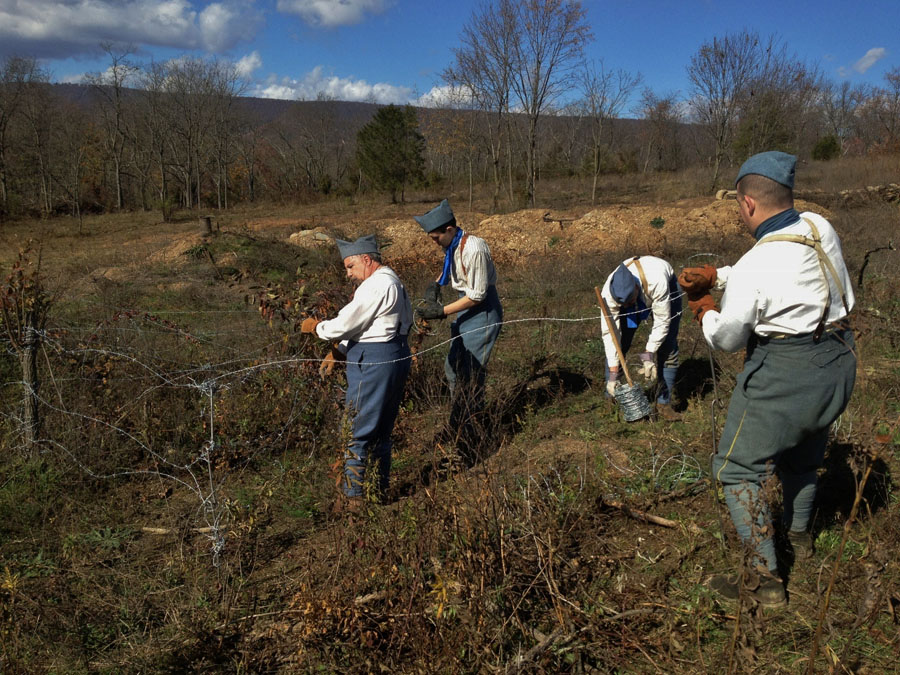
[788,529,814,561]
[656,403,682,422]
[707,569,786,608]
[332,495,365,516]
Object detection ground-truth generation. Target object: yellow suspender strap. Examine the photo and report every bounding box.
[625,256,650,297]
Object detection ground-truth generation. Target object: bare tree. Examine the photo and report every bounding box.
[637,89,683,173]
[820,80,867,154]
[0,57,40,218]
[580,60,641,203]
[138,61,177,219]
[85,44,138,210]
[732,42,821,158]
[19,68,56,217]
[870,66,900,149]
[687,30,762,191]
[509,0,591,206]
[50,102,97,230]
[443,0,517,211]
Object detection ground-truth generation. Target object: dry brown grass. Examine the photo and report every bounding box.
[1,160,899,672]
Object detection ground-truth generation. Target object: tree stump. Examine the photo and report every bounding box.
[200,215,213,236]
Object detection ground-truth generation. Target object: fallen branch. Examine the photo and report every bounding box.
[505,628,564,675]
[601,497,701,534]
[141,526,217,535]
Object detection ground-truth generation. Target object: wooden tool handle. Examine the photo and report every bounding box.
[595,286,634,387]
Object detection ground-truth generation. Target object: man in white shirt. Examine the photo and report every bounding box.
[680,151,856,607]
[600,255,682,421]
[301,235,412,507]
[414,199,503,464]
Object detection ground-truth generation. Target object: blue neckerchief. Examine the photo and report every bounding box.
[754,208,799,241]
[438,228,464,286]
[624,297,650,329]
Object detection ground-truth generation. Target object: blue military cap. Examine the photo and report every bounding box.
[335,234,379,259]
[610,264,637,304]
[414,199,456,233]
[735,151,796,188]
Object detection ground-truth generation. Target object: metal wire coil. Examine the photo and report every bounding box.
[614,383,652,422]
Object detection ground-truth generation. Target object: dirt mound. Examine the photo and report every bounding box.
[147,233,206,263]
[274,197,831,267]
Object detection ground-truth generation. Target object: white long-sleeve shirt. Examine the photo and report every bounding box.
[450,233,497,302]
[600,256,677,368]
[702,211,855,352]
[316,266,412,350]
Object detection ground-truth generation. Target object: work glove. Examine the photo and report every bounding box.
[424,281,442,304]
[678,265,717,299]
[606,369,620,397]
[638,352,657,382]
[300,317,321,334]
[688,293,718,323]
[319,344,346,379]
[416,300,445,321]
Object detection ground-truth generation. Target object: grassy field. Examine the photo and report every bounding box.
[1,159,899,672]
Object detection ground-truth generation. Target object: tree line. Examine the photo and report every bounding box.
[1,10,899,222]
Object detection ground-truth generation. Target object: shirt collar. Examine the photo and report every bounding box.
[754,208,799,241]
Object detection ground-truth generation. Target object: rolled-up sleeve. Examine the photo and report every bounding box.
[702,265,758,352]
[316,283,385,343]
[459,241,491,302]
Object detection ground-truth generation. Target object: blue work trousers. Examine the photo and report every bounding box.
[605,279,681,404]
[445,286,502,458]
[343,335,411,498]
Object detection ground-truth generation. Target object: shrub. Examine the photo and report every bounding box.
[812,135,842,161]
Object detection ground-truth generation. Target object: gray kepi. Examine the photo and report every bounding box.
[735,151,796,188]
[335,234,378,260]
[414,199,456,233]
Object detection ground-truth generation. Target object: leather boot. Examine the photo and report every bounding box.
[707,568,786,608]
[788,529,814,560]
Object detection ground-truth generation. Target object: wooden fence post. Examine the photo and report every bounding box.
[21,322,40,454]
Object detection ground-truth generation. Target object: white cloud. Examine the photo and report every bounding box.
[0,0,262,59]
[236,50,262,78]
[249,65,411,103]
[415,85,472,109]
[275,0,391,27]
[853,47,887,74]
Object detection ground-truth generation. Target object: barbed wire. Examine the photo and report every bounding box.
[1,286,703,566]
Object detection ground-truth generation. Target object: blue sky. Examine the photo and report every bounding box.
[1,0,898,110]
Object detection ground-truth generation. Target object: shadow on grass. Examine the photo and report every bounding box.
[395,365,592,498]
[813,441,892,528]
[674,355,722,409]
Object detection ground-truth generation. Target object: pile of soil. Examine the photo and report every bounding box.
[278,198,831,265]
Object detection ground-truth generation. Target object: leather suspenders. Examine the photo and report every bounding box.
[625,256,650,298]
[755,218,851,339]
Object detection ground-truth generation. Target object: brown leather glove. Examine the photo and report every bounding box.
[301,317,321,334]
[319,344,346,378]
[678,265,717,299]
[688,293,718,323]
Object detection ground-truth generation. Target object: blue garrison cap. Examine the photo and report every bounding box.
[414,199,456,233]
[735,151,796,188]
[610,264,638,304]
[335,234,378,259]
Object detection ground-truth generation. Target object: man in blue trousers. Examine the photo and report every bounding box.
[600,255,683,421]
[301,235,412,510]
[415,199,503,464]
[680,151,856,607]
